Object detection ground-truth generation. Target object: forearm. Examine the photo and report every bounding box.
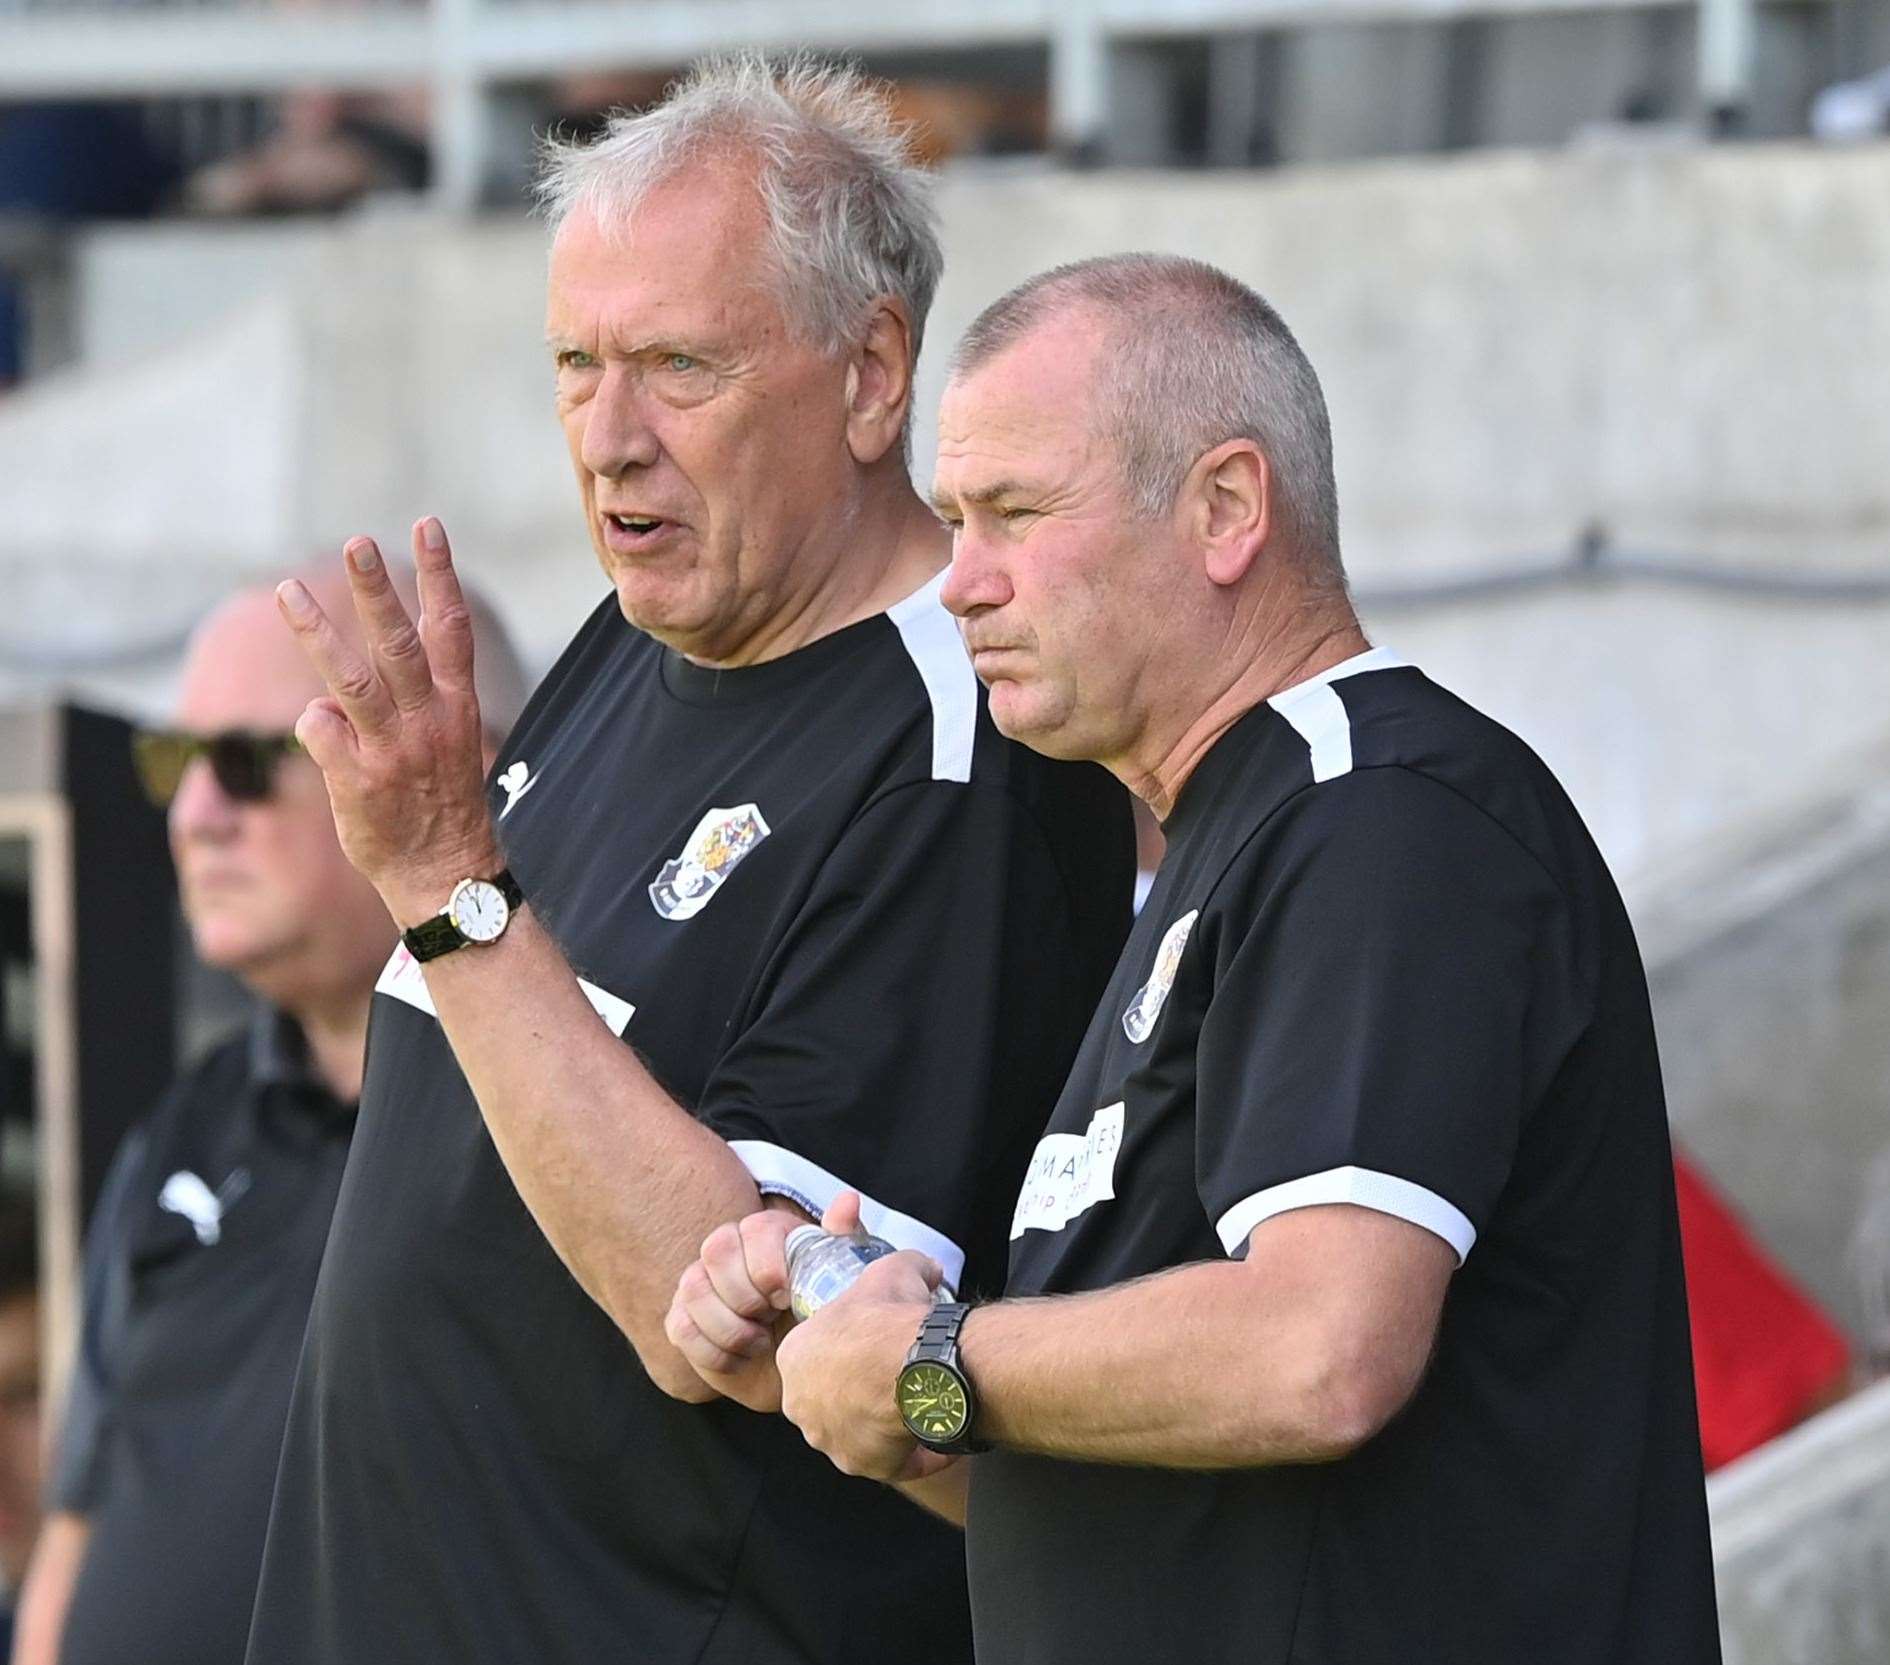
[419,908,762,1388]
[964,1261,1388,1469]
[13,1511,90,1665]
[895,1462,970,1527]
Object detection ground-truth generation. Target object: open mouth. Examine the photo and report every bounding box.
[602,513,675,552]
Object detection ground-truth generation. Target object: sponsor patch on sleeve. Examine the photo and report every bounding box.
[1010,1103,1126,1241]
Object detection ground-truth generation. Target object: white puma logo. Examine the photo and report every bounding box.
[158,1168,252,1246]
[497,761,538,820]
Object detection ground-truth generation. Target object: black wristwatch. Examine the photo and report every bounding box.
[896,1302,990,1455]
[401,869,524,963]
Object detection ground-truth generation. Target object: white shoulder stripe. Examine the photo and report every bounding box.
[1266,645,1412,783]
[1268,683,1353,781]
[1215,1165,1476,1266]
[887,570,977,783]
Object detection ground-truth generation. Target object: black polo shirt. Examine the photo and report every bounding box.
[50,1008,354,1665]
[969,648,1721,1665]
[246,576,1133,1665]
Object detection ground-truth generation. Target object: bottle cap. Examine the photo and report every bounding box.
[783,1224,826,1267]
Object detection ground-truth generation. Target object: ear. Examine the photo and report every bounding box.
[1184,439,1271,588]
[845,300,916,466]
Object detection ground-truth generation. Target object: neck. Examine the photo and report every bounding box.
[282,981,373,1102]
[687,469,950,669]
[1119,588,1369,821]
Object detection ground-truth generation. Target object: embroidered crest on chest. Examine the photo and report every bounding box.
[649,803,772,921]
[1122,909,1199,1043]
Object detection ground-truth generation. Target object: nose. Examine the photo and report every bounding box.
[940,529,1012,619]
[168,756,242,848]
[579,364,663,480]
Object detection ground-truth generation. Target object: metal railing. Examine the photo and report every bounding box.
[0,0,1765,210]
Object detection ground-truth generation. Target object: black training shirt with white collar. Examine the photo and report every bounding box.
[246,574,1134,1665]
[969,648,1721,1665]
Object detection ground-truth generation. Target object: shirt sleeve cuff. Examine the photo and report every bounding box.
[1214,1165,1477,1266]
[728,1139,967,1293]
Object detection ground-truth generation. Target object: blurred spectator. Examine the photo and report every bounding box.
[182,90,430,216]
[885,81,1046,163]
[1674,1151,1851,1470]
[0,1191,41,1660]
[0,104,178,223]
[8,560,524,1665]
[545,69,1046,171]
[0,103,179,386]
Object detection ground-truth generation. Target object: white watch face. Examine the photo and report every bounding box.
[448,879,510,944]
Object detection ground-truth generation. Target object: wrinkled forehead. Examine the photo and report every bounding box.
[932,324,1110,503]
[545,171,781,339]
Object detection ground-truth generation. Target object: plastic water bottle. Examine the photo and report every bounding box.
[784,1225,897,1321]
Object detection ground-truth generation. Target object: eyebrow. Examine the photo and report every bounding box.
[543,331,716,359]
[927,478,1035,516]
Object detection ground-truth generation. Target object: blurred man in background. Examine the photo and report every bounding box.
[244,52,1130,1665]
[9,562,524,1665]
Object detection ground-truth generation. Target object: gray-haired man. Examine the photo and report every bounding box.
[677,255,1721,1665]
[242,55,1131,1665]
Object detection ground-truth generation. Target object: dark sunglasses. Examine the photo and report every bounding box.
[132,729,306,808]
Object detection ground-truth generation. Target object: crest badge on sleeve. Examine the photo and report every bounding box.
[1122,909,1199,1043]
[650,803,772,921]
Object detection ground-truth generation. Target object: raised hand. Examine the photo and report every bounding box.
[277,519,501,924]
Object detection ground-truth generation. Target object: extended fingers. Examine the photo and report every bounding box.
[410,518,479,701]
[278,579,395,737]
[344,538,433,713]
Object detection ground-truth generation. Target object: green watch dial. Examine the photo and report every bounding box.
[898,1361,970,1442]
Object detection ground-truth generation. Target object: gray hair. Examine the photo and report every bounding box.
[951,254,1344,585]
[535,52,944,366]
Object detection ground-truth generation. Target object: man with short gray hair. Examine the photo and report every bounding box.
[679,253,1721,1664]
[243,56,1130,1665]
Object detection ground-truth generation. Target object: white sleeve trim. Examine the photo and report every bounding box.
[728,1139,967,1292]
[1214,1165,1476,1267]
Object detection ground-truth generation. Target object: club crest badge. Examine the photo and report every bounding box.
[1122,909,1199,1043]
[650,803,771,921]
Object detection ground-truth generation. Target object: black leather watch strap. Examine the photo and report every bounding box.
[402,868,523,963]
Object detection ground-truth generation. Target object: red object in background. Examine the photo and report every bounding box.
[1674,1152,1852,1471]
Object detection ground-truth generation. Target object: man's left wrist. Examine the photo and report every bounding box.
[387,850,507,931]
[896,1299,990,1455]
